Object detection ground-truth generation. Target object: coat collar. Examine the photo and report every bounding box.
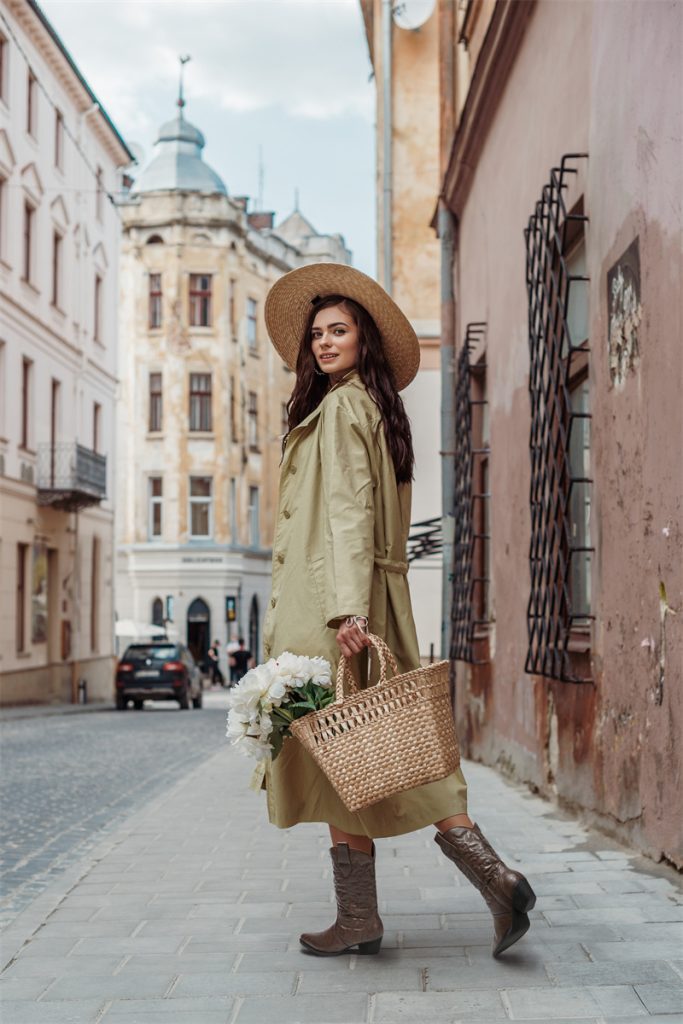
[285,371,362,442]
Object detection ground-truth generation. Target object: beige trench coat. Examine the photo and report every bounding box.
[263,372,467,838]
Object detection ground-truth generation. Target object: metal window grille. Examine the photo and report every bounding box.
[524,153,593,683]
[451,323,489,664]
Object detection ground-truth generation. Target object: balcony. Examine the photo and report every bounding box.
[37,443,107,511]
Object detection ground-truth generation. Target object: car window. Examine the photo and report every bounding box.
[124,645,179,663]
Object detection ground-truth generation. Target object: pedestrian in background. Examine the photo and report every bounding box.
[231,638,253,682]
[260,263,536,959]
[207,640,224,688]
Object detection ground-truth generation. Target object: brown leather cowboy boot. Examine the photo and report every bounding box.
[435,824,536,957]
[299,843,384,956]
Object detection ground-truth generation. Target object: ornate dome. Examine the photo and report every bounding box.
[132,109,226,196]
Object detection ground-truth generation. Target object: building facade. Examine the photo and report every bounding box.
[360,0,445,661]
[438,0,682,864]
[116,106,350,673]
[0,0,132,705]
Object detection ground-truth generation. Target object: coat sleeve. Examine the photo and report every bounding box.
[318,395,377,628]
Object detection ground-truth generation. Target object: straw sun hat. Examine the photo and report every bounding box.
[264,263,420,392]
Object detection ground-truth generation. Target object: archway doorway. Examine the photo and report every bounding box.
[249,595,259,663]
[187,597,210,670]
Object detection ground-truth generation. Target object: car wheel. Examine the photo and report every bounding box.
[178,687,190,710]
[116,693,127,710]
[133,700,144,710]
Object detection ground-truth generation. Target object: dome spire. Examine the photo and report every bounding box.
[178,54,191,114]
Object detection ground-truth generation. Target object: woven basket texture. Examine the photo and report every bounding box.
[290,635,460,812]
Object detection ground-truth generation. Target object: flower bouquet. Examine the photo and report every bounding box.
[225,652,334,769]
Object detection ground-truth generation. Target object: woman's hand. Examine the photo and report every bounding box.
[336,617,372,660]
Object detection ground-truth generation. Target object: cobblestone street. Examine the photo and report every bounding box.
[1,693,681,1023]
[0,698,228,929]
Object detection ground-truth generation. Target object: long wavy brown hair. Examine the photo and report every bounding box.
[284,295,415,483]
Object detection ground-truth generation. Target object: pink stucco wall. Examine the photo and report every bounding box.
[452,0,682,864]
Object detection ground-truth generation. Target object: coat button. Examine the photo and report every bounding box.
[277,553,284,563]
[290,465,297,475]
[270,597,277,608]
[283,510,291,519]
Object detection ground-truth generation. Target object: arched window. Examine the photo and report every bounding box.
[151,597,164,626]
[249,595,259,663]
[146,234,164,245]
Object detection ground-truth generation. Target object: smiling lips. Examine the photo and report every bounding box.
[319,353,338,362]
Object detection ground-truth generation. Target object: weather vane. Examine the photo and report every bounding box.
[178,54,191,112]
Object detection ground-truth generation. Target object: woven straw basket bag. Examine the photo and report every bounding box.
[290,634,460,812]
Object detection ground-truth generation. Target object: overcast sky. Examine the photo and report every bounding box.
[40,0,377,274]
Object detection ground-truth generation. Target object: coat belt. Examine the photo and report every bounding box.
[374,556,409,575]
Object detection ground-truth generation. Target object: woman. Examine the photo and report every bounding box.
[262,264,535,959]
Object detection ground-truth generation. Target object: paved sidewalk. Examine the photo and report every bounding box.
[1,716,681,1024]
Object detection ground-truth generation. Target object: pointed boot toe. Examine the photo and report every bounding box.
[299,844,383,957]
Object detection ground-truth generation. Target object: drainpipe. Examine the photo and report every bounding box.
[439,201,456,660]
[382,0,393,294]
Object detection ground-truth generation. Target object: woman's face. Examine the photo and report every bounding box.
[310,304,359,381]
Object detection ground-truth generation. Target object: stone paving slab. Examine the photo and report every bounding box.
[1,718,682,1023]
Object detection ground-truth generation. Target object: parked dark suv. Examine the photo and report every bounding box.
[115,642,203,710]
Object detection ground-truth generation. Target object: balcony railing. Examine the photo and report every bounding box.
[37,443,107,511]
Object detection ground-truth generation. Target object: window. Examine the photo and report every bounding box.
[229,278,237,339]
[151,597,164,626]
[94,273,102,342]
[93,402,101,453]
[27,69,37,136]
[50,379,60,483]
[0,176,6,260]
[54,110,64,169]
[248,486,260,546]
[95,166,103,221]
[247,391,258,450]
[17,543,28,652]
[230,382,237,441]
[189,476,212,538]
[524,159,593,683]
[22,202,34,283]
[149,477,163,539]
[51,230,62,307]
[0,32,8,105]
[230,477,237,543]
[90,537,100,652]
[20,357,32,449]
[148,273,162,328]
[451,325,490,664]
[189,274,212,327]
[247,297,258,350]
[189,372,212,432]
[149,372,162,432]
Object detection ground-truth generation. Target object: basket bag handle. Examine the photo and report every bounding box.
[335,633,398,702]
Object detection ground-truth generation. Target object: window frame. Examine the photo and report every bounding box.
[246,297,258,351]
[189,372,213,433]
[148,371,162,433]
[189,273,212,328]
[51,229,63,308]
[247,390,258,451]
[22,200,35,284]
[54,109,64,170]
[26,68,37,137]
[188,475,213,539]
[0,32,8,106]
[94,273,102,343]
[248,485,260,547]
[148,272,162,329]
[20,356,32,450]
[16,543,28,653]
[148,476,163,540]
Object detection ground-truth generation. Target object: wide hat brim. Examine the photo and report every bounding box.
[264,263,420,391]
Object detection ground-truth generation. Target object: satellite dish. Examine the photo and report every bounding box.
[392,0,436,31]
